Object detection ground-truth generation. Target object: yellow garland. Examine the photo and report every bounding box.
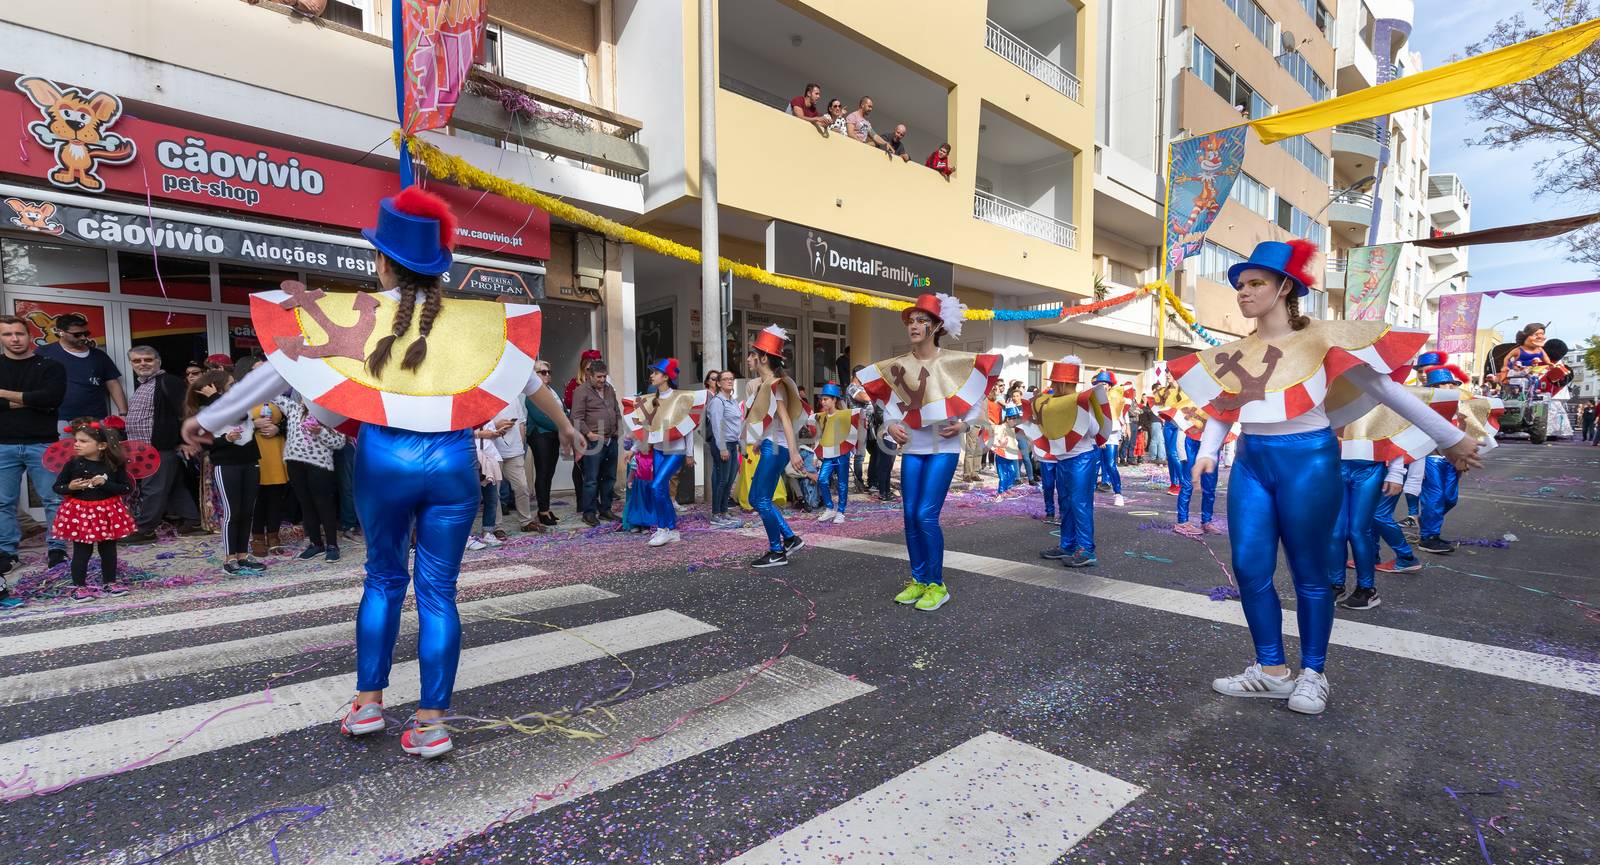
[401,134,923,316]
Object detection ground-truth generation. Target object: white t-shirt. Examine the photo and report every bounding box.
[488,402,526,460]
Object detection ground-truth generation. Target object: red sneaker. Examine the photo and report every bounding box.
[1166,484,1181,495]
[1377,559,1423,573]
[340,700,386,736]
[400,723,453,758]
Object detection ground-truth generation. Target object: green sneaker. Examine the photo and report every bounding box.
[914,583,950,611]
[893,581,926,604]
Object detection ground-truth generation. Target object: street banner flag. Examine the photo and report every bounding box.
[1247,17,1600,144]
[1408,211,1600,248]
[1165,128,1248,273]
[1344,243,1401,322]
[1437,292,1482,354]
[399,0,488,135]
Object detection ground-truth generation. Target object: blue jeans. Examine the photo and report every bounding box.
[1420,455,1459,539]
[579,436,618,516]
[901,452,958,585]
[1373,492,1415,561]
[0,443,62,555]
[1147,426,1165,462]
[1228,430,1341,672]
[1327,460,1384,590]
[1038,461,1057,516]
[751,440,795,552]
[795,449,819,508]
[477,481,498,532]
[334,444,358,531]
[710,441,739,516]
[1163,420,1185,485]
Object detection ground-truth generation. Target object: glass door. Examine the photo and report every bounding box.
[125,306,211,377]
[4,290,115,359]
[809,319,848,390]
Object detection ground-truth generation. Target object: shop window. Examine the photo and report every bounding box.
[1,239,110,292]
[128,308,209,375]
[228,315,262,360]
[9,298,109,352]
[118,252,211,302]
[539,300,596,395]
[220,264,297,307]
[307,274,374,294]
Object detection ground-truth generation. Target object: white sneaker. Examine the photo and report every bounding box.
[666,529,681,544]
[673,502,688,515]
[647,528,669,547]
[1212,663,1295,699]
[815,508,836,522]
[479,533,503,548]
[830,511,846,525]
[1288,669,1330,715]
[1113,494,1125,507]
[465,537,488,551]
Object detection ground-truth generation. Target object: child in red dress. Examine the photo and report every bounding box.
[52,417,135,603]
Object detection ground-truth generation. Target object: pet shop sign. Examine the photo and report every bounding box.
[0,78,548,259]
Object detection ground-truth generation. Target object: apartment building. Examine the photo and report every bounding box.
[619,0,1098,390]
[0,0,645,393]
[1173,0,1339,340]
[1424,171,1471,356]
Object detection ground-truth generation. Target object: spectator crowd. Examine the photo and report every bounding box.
[787,84,955,178]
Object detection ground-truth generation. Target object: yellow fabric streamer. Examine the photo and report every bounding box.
[402,134,925,316]
[1247,17,1600,143]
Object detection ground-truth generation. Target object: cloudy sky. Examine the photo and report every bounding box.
[1409,0,1600,349]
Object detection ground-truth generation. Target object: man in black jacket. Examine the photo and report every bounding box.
[124,346,202,542]
[0,315,68,594]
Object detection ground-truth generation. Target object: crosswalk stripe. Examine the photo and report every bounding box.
[0,566,544,657]
[0,584,616,708]
[0,610,718,789]
[723,732,1143,865]
[107,656,874,865]
[810,535,1600,697]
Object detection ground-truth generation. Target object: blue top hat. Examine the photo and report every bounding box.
[1001,405,1022,420]
[362,195,454,276]
[1414,351,1446,370]
[1226,240,1315,298]
[1424,367,1462,387]
[1092,371,1114,385]
[817,382,845,402]
[648,357,679,386]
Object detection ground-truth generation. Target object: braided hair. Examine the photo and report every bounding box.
[366,257,444,377]
[1284,291,1311,331]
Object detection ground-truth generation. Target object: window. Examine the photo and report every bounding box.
[1279,134,1330,180]
[1,239,109,292]
[485,25,590,102]
[1107,260,1143,287]
[1196,241,1247,285]
[1278,51,1329,101]
[118,252,211,303]
[320,0,373,33]
[1234,173,1275,222]
[220,264,296,307]
[1276,200,1327,247]
[1224,0,1275,50]
[1302,289,1328,319]
[1297,0,1334,39]
[1191,38,1273,119]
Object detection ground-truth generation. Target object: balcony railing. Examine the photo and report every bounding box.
[974,189,1078,249]
[1428,174,1470,207]
[1329,187,1377,208]
[1334,120,1380,139]
[985,19,1082,103]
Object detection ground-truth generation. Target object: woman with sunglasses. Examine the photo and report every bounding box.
[524,361,562,529]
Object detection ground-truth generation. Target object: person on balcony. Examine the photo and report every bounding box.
[885,124,910,162]
[788,83,831,131]
[925,143,954,178]
[823,99,847,136]
[845,97,893,154]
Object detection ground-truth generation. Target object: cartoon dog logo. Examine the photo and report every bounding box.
[3,199,65,236]
[16,76,136,193]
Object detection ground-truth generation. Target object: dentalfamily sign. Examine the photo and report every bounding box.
[0,75,549,259]
[767,220,952,300]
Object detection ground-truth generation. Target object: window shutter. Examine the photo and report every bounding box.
[500,30,590,101]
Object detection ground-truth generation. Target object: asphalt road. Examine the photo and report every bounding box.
[1,440,1596,865]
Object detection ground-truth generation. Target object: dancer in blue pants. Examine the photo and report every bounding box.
[1326,458,1386,610]
[627,357,702,549]
[1416,365,1469,554]
[812,382,855,525]
[856,293,999,612]
[1372,459,1422,573]
[743,326,806,568]
[1174,240,1479,716]
[1092,370,1126,507]
[1155,377,1186,494]
[1030,356,1106,569]
[188,187,583,757]
[1173,419,1225,536]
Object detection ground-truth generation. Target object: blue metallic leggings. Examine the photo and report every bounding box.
[902,452,958,585]
[1099,443,1122,493]
[996,456,1018,493]
[817,454,849,512]
[1163,420,1185,485]
[751,439,795,552]
[1420,455,1459,538]
[647,452,685,530]
[1228,429,1341,672]
[1327,459,1385,590]
[353,425,479,710]
[1373,492,1414,561]
[1057,448,1098,555]
[1039,461,1058,516]
[1176,436,1218,524]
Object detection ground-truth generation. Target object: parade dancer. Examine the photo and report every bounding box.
[855,293,999,610]
[1023,356,1106,568]
[1172,240,1480,715]
[1154,375,1186,495]
[184,188,583,757]
[1417,363,1472,555]
[813,382,858,525]
[992,405,1023,494]
[744,325,807,568]
[1093,370,1126,507]
[1172,401,1230,537]
[623,358,705,548]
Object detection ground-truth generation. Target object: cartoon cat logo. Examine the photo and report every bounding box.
[3,199,64,236]
[16,76,136,193]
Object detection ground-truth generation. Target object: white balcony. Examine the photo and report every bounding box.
[974,189,1078,249]
[985,19,1081,103]
[1329,187,1376,232]
[1428,173,1471,228]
